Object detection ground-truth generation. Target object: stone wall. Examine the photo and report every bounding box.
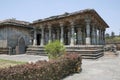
[0,40,7,48]
[0,26,32,49]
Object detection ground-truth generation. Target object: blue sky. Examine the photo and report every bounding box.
[0,0,120,35]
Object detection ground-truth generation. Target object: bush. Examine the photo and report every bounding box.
[0,53,82,80]
[45,40,66,59]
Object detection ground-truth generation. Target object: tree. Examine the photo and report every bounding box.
[105,33,110,38]
[111,31,115,38]
[44,40,66,59]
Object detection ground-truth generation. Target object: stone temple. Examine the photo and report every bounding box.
[0,9,109,59]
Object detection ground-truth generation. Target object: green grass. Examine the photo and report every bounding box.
[0,59,26,68]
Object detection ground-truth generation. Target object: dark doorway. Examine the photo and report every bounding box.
[37,34,41,45]
[64,28,70,45]
[17,37,25,54]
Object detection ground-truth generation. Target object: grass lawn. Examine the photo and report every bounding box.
[0,59,26,68]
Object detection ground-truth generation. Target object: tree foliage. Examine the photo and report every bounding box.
[105,33,110,38]
[45,40,66,59]
[111,31,115,38]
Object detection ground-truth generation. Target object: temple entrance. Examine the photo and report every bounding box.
[37,34,41,45]
[16,37,25,54]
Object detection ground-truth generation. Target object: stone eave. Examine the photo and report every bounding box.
[0,19,33,29]
[32,9,109,28]
[32,9,93,24]
[92,10,109,28]
[0,23,33,29]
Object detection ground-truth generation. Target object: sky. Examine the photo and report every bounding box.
[0,0,120,35]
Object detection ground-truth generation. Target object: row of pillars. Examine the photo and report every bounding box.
[33,19,105,46]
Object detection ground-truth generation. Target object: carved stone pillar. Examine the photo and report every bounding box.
[98,29,102,45]
[101,30,103,45]
[97,29,99,45]
[70,21,75,46]
[101,29,105,45]
[103,29,105,45]
[77,27,82,45]
[68,29,71,45]
[60,22,64,43]
[91,24,96,45]
[48,24,52,43]
[100,29,103,45]
[40,26,44,46]
[94,27,97,45]
[33,28,37,46]
[57,29,60,40]
[82,28,86,45]
[85,19,91,45]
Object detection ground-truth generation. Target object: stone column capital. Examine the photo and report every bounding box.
[91,23,96,26]
[85,19,91,24]
[59,21,64,24]
[77,27,81,30]
[69,20,75,26]
[47,24,52,27]
[39,25,44,29]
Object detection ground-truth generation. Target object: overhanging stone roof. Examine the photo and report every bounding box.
[0,19,33,29]
[33,9,109,28]
[33,9,92,23]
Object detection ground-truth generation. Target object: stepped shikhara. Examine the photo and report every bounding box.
[0,9,109,59]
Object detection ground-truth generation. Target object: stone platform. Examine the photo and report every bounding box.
[26,45,104,59]
[0,48,9,54]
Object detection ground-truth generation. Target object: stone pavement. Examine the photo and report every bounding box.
[63,51,120,80]
[0,54,48,62]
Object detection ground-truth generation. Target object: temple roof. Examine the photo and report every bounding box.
[33,9,92,23]
[0,18,33,28]
[33,9,109,28]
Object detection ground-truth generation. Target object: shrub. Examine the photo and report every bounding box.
[45,40,66,59]
[0,53,82,80]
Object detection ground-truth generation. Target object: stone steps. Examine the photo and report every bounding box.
[26,46,46,56]
[81,52,104,59]
[66,49,104,59]
[0,48,9,54]
[81,53,103,59]
[26,45,104,59]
